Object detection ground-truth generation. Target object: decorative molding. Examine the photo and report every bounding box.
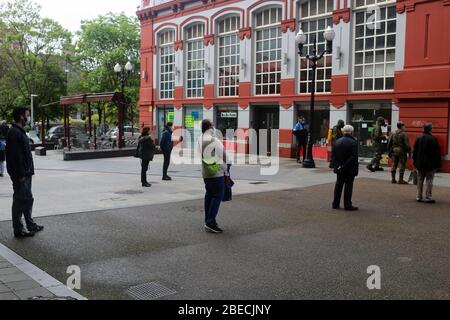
[281,18,296,33]
[204,34,215,46]
[210,7,245,34]
[332,8,350,25]
[174,40,183,51]
[239,27,252,40]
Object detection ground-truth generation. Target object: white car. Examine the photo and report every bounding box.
[27,130,42,145]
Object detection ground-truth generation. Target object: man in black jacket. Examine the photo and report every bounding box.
[332,125,359,211]
[6,107,44,238]
[413,124,441,203]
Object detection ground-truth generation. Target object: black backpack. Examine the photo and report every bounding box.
[134,141,141,158]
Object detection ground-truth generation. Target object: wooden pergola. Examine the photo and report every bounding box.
[59,92,127,150]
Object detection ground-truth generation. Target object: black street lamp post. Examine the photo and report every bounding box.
[114,61,133,148]
[296,26,335,168]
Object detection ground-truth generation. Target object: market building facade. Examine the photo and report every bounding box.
[137,0,450,171]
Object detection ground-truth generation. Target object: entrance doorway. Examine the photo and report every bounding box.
[349,101,392,158]
[251,106,279,156]
[156,105,174,142]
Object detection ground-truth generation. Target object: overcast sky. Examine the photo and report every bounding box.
[1,0,140,33]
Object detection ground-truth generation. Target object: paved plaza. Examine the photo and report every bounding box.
[0,152,449,299]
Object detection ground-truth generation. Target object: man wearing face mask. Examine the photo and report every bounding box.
[159,122,183,181]
[6,107,44,238]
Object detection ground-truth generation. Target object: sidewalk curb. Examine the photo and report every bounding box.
[0,243,87,300]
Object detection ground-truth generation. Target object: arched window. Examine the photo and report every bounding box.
[158,30,175,99]
[299,0,334,93]
[185,23,205,98]
[254,7,282,95]
[217,16,240,97]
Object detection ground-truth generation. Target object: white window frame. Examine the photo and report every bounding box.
[353,0,396,9]
[298,0,333,94]
[217,16,240,97]
[254,7,283,96]
[352,2,397,92]
[158,30,175,100]
[185,23,205,98]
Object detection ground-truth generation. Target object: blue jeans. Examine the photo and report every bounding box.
[204,176,225,226]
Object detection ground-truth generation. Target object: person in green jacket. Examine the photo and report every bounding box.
[367,116,387,172]
[388,121,411,184]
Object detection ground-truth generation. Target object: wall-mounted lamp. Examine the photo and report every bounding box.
[205,62,211,74]
[283,53,289,65]
[240,58,247,70]
[335,46,342,60]
[175,66,181,78]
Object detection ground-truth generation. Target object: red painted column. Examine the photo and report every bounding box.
[138,16,155,130]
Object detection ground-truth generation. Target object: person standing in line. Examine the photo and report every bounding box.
[332,125,359,211]
[293,117,308,163]
[139,127,156,187]
[367,116,387,172]
[413,124,441,203]
[0,123,7,177]
[329,119,345,168]
[198,119,229,233]
[6,107,44,238]
[159,122,183,181]
[388,121,411,184]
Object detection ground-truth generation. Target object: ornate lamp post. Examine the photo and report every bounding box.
[296,26,335,168]
[114,61,133,148]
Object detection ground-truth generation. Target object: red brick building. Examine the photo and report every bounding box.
[136,0,450,171]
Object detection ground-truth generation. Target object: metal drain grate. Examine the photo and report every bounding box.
[126,282,177,300]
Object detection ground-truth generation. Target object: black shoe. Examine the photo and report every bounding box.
[142,182,152,187]
[204,224,223,233]
[14,230,35,238]
[0,173,3,177]
[375,167,384,171]
[332,205,340,210]
[367,165,375,172]
[344,206,359,211]
[28,225,44,233]
[424,198,435,204]
[162,176,172,181]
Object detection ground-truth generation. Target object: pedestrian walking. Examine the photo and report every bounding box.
[293,117,308,163]
[198,119,229,233]
[387,121,411,184]
[138,127,156,187]
[332,125,359,211]
[367,116,387,172]
[6,107,44,238]
[159,122,183,181]
[329,119,345,168]
[413,124,441,203]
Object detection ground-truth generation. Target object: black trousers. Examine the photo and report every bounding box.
[296,140,307,161]
[162,150,171,177]
[141,159,150,184]
[12,176,36,232]
[333,173,355,209]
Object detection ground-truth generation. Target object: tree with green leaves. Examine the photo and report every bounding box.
[0,0,72,124]
[75,13,141,127]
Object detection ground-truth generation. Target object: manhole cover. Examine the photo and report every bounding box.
[115,190,144,195]
[126,282,176,300]
[249,181,268,185]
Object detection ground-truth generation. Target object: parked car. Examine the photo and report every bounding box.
[26,130,42,145]
[46,125,85,144]
[107,126,140,141]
